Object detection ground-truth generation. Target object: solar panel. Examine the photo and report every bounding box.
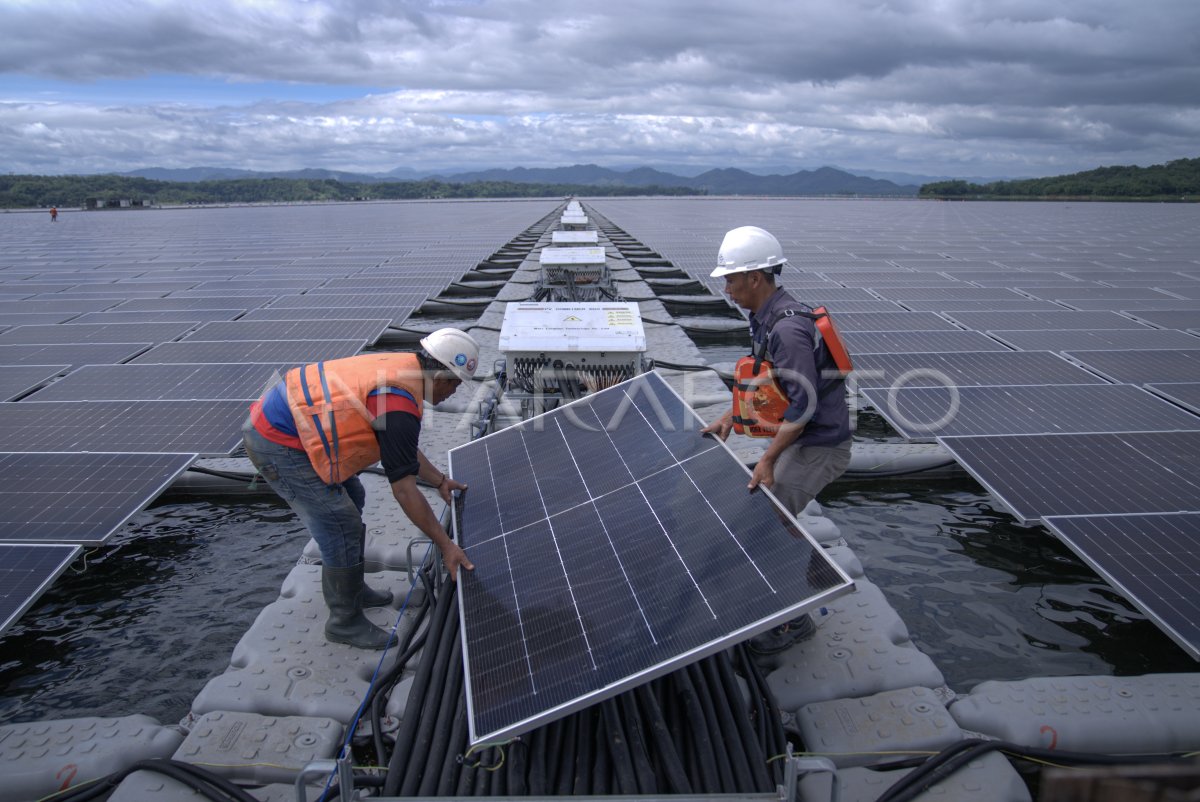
[1061,299,1200,312]
[0,321,199,345]
[869,287,1026,301]
[0,312,88,326]
[267,292,430,309]
[0,401,248,456]
[991,329,1200,352]
[937,431,1200,523]
[863,384,1200,441]
[114,296,277,312]
[1125,310,1200,330]
[943,311,1152,331]
[0,365,67,401]
[0,452,197,544]
[448,371,852,745]
[25,363,284,401]
[0,543,80,636]
[897,299,1068,312]
[832,312,962,332]
[1065,349,1200,384]
[851,351,1111,390]
[130,339,367,364]
[1147,383,1200,415]
[843,330,1011,354]
[69,309,248,324]
[238,305,417,324]
[1021,288,1183,301]
[0,342,151,368]
[1043,513,1200,660]
[183,319,390,345]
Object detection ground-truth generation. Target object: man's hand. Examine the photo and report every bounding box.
[439,476,467,505]
[441,541,475,582]
[748,456,775,493]
[701,412,734,441]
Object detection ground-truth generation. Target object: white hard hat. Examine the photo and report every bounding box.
[710,226,788,278]
[419,328,480,382]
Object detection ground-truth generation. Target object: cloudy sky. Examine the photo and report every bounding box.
[2,0,1198,180]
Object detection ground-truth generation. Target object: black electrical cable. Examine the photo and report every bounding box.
[715,650,773,791]
[398,583,461,796]
[672,665,722,793]
[435,694,470,796]
[590,709,612,795]
[572,706,595,795]
[416,631,463,796]
[381,578,456,795]
[552,711,579,795]
[186,465,257,482]
[617,690,659,793]
[687,661,738,792]
[634,683,693,794]
[699,656,757,791]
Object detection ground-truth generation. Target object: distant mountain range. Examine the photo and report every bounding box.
[122,164,920,196]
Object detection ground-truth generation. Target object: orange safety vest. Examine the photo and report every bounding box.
[285,352,425,485]
[732,305,852,438]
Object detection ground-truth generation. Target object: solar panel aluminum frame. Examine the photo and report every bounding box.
[0,543,81,636]
[1042,513,1200,660]
[448,372,855,746]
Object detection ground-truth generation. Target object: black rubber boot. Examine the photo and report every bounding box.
[322,564,398,650]
[358,526,393,608]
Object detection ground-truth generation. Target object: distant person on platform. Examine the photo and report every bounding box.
[701,225,852,655]
[49,207,58,222]
[242,328,478,650]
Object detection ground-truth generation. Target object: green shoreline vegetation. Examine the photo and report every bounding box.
[919,157,1200,200]
[0,175,704,209]
[4,155,1198,208]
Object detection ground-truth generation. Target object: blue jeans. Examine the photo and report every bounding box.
[242,419,367,567]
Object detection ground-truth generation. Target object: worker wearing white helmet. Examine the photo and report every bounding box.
[702,226,852,655]
[241,327,479,650]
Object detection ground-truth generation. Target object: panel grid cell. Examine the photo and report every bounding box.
[851,351,1112,390]
[844,330,1012,354]
[989,329,1200,352]
[25,363,284,401]
[131,339,367,364]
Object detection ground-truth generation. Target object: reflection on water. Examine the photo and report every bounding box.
[0,498,304,725]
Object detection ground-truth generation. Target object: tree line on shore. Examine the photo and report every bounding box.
[0,175,703,209]
[920,157,1199,200]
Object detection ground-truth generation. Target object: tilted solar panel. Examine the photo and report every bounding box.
[25,363,284,402]
[863,384,1200,441]
[0,452,197,544]
[449,371,853,745]
[938,431,1200,523]
[0,401,247,456]
[851,351,1111,390]
[1043,513,1200,660]
[0,543,81,636]
[130,339,367,364]
[990,329,1200,352]
[1065,349,1200,384]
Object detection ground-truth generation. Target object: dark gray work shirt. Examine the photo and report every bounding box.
[748,288,851,447]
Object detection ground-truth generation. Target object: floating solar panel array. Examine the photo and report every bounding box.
[0,199,562,633]
[589,198,1200,658]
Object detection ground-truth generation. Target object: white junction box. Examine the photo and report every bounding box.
[539,246,608,284]
[551,230,600,247]
[499,302,645,395]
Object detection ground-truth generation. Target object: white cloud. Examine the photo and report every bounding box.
[0,0,1197,177]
